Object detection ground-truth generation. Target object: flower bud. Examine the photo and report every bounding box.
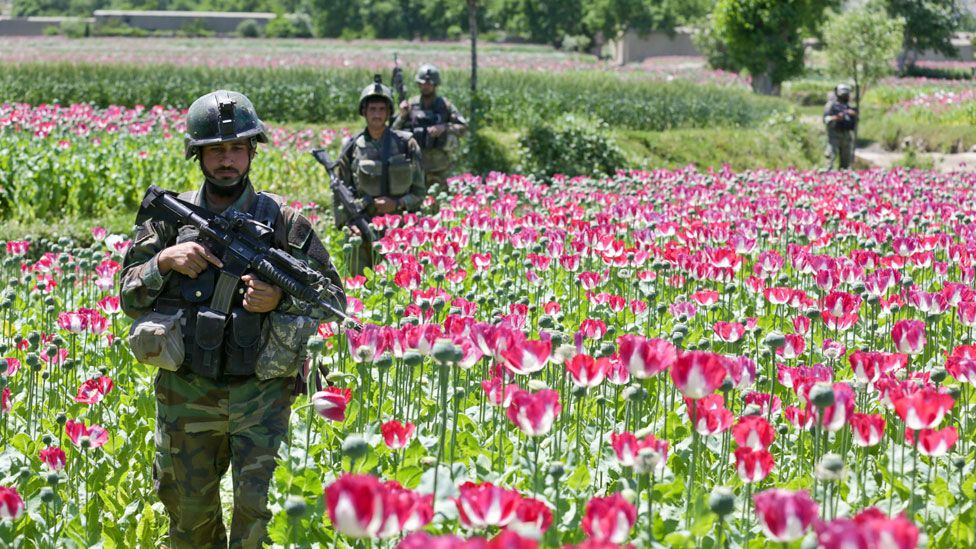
[341,434,368,460]
[527,379,549,392]
[285,495,308,518]
[709,486,735,517]
[810,383,835,409]
[37,487,55,504]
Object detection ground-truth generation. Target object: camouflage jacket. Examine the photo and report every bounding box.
[120,179,346,321]
[334,128,425,229]
[392,94,468,148]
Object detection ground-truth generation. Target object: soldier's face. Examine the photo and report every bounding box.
[419,82,436,97]
[365,101,389,130]
[201,140,253,187]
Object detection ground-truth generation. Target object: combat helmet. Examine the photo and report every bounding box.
[359,75,395,116]
[415,64,441,86]
[184,90,268,160]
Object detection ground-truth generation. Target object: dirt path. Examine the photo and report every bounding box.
[799,115,976,173]
[855,143,976,173]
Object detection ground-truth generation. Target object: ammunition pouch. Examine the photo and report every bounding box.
[190,306,225,379]
[387,153,414,196]
[127,310,185,371]
[255,312,318,380]
[223,307,263,377]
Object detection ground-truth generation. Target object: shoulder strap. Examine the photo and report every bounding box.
[340,131,364,163]
[380,129,393,197]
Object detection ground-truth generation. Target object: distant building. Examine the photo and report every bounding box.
[610,27,699,65]
[92,10,274,35]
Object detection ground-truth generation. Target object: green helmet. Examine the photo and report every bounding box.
[184,90,268,160]
[415,64,441,86]
[359,75,394,117]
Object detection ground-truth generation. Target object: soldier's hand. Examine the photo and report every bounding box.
[158,242,223,278]
[428,124,447,138]
[374,197,397,214]
[399,101,410,116]
[348,225,362,236]
[241,274,282,313]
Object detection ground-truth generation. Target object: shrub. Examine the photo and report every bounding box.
[236,19,262,38]
[93,19,148,37]
[517,115,625,178]
[179,19,215,38]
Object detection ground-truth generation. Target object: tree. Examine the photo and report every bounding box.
[581,0,675,56]
[823,3,904,108]
[713,0,837,95]
[885,0,962,72]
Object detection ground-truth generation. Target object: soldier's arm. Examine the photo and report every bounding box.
[119,220,177,319]
[333,148,355,229]
[445,98,468,137]
[397,138,427,212]
[279,207,348,320]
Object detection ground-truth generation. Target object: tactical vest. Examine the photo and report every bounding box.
[343,129,416,203]
[159,190,284,379]
[406,96,450,150]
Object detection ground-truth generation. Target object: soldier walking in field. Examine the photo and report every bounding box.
[824,83,859,170]
[392,64,467,192]
[335,76,425,276]
[119,90,345,548]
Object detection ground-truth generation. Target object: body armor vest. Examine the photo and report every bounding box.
[172,190,283,379]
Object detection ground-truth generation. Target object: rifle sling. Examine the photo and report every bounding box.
[380,128,392,198]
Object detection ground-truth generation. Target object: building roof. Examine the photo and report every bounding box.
[93,10,275,19]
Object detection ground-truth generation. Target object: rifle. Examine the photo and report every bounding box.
[311,148,378,243]
[135,185,359,330]
[391,52,406,106]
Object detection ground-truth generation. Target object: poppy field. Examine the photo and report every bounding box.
[2,102,976,548]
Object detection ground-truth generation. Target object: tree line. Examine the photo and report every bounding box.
[13,0,710,51]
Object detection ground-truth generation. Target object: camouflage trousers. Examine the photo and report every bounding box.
[827,129,855,170]
[155,369,294,549]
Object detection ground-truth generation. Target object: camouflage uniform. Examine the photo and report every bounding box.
[824,85,858,170]
[391,65,467,191]
[334,127,425,276]
[121,180,345,548]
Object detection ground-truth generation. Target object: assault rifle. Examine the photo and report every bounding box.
[135,185,358,329]
[391,52,406,106]
[311,148,378,242]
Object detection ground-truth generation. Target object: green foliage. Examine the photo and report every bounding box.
[713,0,837,94]
[885,0,963,70]
[0,63,789,131]
[236,18,262,38]
[461,129,515,175]
[903,64,974,81]
[618,114,822,170]
[517,114,626,178]
[13,0,708,46]
[822,3,904,103]
[92,19,149,37]
[692,13,738,72]
[265,13,312,38]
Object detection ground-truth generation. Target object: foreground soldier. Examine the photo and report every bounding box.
[392,64,467,191]
[335,77,424,275]
[120,90,345,548]
[824,83,859,170]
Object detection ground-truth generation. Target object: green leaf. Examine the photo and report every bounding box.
[566,463,591,491]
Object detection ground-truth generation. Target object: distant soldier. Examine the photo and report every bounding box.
[336,76,425,276]
[824,83,859,170]
[392,64,467,191]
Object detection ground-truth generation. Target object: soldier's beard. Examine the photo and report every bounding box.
[200,159,250,197]
[420,89,436,100]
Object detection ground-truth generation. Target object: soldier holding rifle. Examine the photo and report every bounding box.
[329,76,425,276]
[119,90,346,548]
